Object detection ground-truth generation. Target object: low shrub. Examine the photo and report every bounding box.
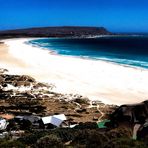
[0,140,25,148]
[35,134,63,148]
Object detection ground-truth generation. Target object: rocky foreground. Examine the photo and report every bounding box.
[0,68,148,147]
[0,68,117,124]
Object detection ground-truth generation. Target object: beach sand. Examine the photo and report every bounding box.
[0,42,27,68]
[0,38,148,105]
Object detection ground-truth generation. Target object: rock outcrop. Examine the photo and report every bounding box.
[0,68,116,123]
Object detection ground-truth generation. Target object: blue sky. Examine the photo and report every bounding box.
[0,0,148,32]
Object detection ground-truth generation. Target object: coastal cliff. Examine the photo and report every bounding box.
[0,26,111,38]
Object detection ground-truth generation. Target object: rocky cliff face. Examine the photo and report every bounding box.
[0,26,112,38]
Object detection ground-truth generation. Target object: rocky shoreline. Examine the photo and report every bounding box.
[0,68,117,124]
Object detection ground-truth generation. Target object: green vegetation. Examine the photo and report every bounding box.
[35,135,63,148]
[13,127,147,148]
[0,127,147,148]
[0,139,25,148]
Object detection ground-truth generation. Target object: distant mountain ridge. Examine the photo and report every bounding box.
[0,26,112,38]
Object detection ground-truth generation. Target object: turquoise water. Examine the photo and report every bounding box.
[28,36,148,69]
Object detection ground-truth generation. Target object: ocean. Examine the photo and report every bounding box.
[28,35,148,69]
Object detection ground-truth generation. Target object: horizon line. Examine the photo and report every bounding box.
[0,26,148,34]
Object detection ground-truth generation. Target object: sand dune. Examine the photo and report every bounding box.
[0,38,148,105]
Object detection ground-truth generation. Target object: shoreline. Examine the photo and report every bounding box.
[27,38,148,71]
[0,38,148,105]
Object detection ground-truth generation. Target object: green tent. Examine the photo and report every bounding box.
[98,119,110,128]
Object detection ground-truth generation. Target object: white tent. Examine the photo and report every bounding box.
[42,116,52,125]
[42,114,66,127]
[0,118,9,130]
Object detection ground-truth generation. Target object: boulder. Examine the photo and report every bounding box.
[93,116,98,121]
[0,75,4,84]
[33,82,48,89]
[18,75,35,83]
[0,68,8,74]
[14,81,31,87]
[73,98,89,105]
[76,108,87,113]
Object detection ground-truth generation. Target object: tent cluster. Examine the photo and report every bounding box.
[15,114,67,129]
[0,114,69,138]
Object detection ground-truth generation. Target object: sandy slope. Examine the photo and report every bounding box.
[0,38,148,105]
[0,42,27,68]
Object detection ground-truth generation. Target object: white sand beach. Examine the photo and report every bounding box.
[0,38,148,105]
